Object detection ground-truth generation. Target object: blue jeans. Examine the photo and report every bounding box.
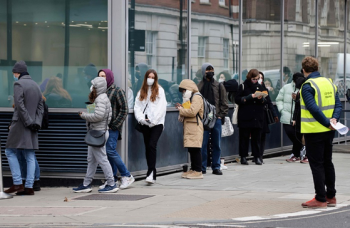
[5,148,35,188]
[106,130,130,178]
[201,119,222,172]
[17,150,40,181]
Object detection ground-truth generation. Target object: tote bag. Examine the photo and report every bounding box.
[222,116,234,137]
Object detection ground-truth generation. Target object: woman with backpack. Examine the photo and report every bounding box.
[235,69,266,165]
[134,69,167,184]
[176,79,204,179]
[73,77,118,193]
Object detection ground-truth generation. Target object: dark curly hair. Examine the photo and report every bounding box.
[302,56,318,73]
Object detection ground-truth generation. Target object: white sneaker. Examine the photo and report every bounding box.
[120,175,135,189]
[220,164,228,170]
[145,172,155,184]
[99,181,107,190]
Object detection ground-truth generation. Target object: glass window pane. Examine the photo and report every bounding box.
[242,0,281,102]
[0,0,108,108]
[128,0,187,108]
[191,1,239,86]
[318,0,345,98]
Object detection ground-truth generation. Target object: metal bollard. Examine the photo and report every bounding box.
[0,137,13,199]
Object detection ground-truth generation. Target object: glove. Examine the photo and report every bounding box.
[28,124,40,132]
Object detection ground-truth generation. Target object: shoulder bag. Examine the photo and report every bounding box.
[265,104,275,125]
[84,108,110,147]
[232,84,244,125]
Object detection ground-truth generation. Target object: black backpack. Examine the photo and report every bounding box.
[41,101,49,129]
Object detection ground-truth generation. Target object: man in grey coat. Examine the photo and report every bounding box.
[5,61,44,196]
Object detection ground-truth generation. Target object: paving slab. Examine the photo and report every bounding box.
[0,153,349,226]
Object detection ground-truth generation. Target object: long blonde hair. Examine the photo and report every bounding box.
[43,77,72,101]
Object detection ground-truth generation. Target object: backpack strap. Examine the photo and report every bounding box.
[190,92,202,126]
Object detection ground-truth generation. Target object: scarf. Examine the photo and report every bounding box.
[19,72,30,80]
[200,76,215,105]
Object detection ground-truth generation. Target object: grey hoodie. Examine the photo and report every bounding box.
[81,77,112,130]
[197,63,229,119]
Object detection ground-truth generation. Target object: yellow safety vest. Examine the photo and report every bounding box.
[300,77,337,133]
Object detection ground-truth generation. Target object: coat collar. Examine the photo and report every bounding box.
[19,75,31,80]
[306,71,321,80]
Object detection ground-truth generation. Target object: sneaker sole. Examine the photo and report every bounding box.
[327,203,336,207]
[73,189,92,193]
[120,179,135,189]
[98,188,119,193]
[145,179,155,184]
[186,176,203,179]
[302,205,327,209]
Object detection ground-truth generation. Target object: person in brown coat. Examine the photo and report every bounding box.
[176,79,204,179]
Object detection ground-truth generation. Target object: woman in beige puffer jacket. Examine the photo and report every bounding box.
[176,79,204,179]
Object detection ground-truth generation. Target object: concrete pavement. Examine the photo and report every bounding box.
[0,153,350,227]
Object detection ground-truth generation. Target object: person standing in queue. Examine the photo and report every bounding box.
[197,63,229,175]
[97,69,135,190]
[134,69,167,184]
[256,72,279,163]
[5,61,44,195]
[235,69,265,165]
[300,57,342,208]
[176,79,204,179]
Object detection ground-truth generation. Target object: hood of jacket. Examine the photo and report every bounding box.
[179,79,199,93]
[91,77,107,96]
[136,63,149,78]
[99,69,114,88]
[201,63,214,78]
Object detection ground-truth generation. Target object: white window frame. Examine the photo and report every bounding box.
[219,0,225,6]
[145,31,157,68]
[223,38,229,69]
[200,0,210,3]
[198,37,207,58]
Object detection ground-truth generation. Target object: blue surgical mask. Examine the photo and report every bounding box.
[13,75,18,81]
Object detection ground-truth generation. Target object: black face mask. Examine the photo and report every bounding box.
[206,72,214,80]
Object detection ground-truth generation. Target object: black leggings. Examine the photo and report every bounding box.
[283,124,303,157]
[141,124,163,180]
[188,148,202,172]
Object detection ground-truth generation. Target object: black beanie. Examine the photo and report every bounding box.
[292,72,304,83]
[12,61,27,73]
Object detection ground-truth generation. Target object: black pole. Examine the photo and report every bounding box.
[172,56,175,81]
[63,0,70,89]
[229,0,235,74]
[130,0,135,89]
[7,0,13,96]
[178,0,184,84]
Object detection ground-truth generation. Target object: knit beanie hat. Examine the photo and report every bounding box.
[12,61,27,73]
[99,69,114,88]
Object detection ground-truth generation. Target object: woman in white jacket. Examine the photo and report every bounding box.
[134,69,167,184]
[276,76,303,163]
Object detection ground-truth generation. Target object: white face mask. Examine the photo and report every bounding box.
[147,78,154,86]
[218,79,225,83]
[258,79,262,84]
[182,90,192,103]
[90,85,94,92]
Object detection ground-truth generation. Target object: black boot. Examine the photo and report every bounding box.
[33,180,41,191]
[241,157,249,165]
[255,157,262,165]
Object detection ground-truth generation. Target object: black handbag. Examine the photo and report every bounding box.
[265,105,275,125]
[84,110,110,147]
[135,103,148,132]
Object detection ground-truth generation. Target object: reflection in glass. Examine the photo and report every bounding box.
[128,0,187,108]
[318,0,345,97]
[191,0,239,95]
[242,0,281,101]
[0,0,108,108]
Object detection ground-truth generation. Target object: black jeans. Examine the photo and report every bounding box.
[239,128,262,158]
[283,124,303,157]
[304,131,336,202]
[188,147,202,172]
[260,132,267,157]
[141,124,163,180]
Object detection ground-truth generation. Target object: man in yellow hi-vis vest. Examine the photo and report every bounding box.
[300,57,342,209]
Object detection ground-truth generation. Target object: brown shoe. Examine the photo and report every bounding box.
[186,171,203,179]
[181,170,193,178]
[326,197,336,207]
[4,184,24,194]
[302,198,327,208]
[16,188,34,196]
